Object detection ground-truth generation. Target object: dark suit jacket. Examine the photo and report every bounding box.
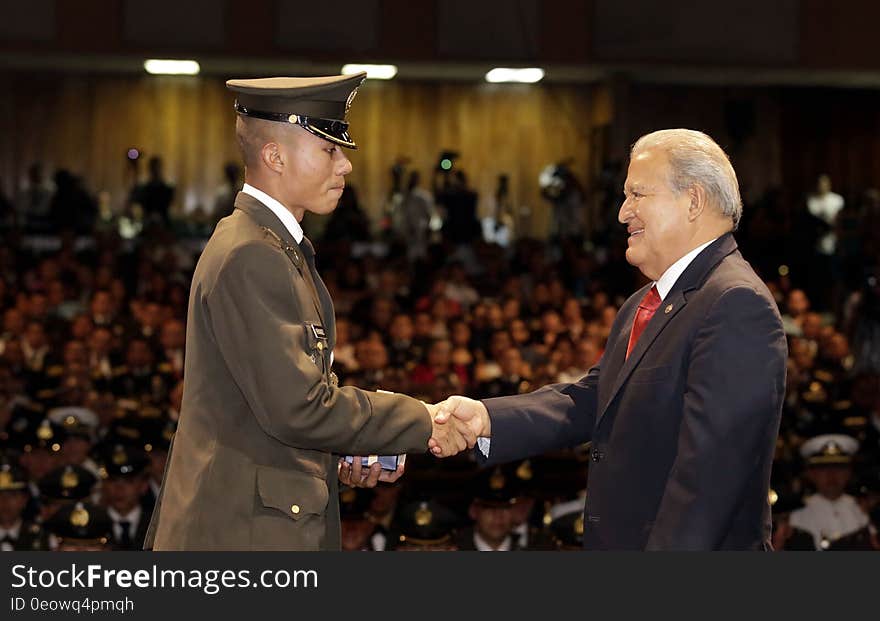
[146,192,431,550]
[480,234,787,550]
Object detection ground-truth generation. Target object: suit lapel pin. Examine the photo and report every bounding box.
[664,304,673,314]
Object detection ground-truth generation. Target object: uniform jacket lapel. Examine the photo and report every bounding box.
[234,191,337,350]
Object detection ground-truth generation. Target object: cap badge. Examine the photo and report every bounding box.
[415,502,433,526]
[70,504,90,528]
[61,468,79,490]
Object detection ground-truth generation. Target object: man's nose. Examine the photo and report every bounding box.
[618,197,632,224]
[337,151,352,176]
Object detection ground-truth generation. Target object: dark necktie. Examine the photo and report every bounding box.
[626,286,661,359]
[118,520,132,548]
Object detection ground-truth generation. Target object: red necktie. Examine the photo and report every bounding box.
[626,286,661,359]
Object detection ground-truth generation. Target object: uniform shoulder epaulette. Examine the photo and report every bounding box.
[46,365,64,377]
[112,366,129,377]
[157,362,172,373]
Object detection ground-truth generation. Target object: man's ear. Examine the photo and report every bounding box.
[260,142,284,174]
[687,184,707,222]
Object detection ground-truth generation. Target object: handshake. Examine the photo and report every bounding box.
[425,396,491,458]
[339,396,491,488]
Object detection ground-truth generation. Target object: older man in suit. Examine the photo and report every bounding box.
[146,73,470,551]
[432,129,787,550]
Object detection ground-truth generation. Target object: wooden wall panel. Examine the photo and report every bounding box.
[0,74,601,237]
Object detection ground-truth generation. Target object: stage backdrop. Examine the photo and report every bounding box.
[0,73,606,238]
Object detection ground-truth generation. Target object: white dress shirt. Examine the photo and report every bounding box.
[473,532,512,551]
[789,494,869,549]
[0,520,22,551]
[478,237,720,458]
[108,506,142,544]
[241,183,304,244]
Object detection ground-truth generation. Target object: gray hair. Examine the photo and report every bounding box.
[631,129,742,230]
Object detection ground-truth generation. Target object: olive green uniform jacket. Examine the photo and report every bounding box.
[146,192,431,550]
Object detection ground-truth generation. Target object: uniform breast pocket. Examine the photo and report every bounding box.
[256,465,329,520]
[629,365,671,384]
[252,465,330,550]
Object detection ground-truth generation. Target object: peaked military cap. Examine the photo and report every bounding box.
[38,464,97,502]
[97,443,149,478]
[394,499,458,547]
[0,461,27,492]
[47,501,113,546]
[48,406,98,441]
[226,72,366,149]
[19,418,66,454]
[472,466,520,508]
[800,433,858,467]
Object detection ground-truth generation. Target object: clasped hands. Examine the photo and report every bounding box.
[427,395,491,458]
[339,396,491,488]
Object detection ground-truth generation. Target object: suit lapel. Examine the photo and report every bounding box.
[596,233,739,425]
[598,290,688,425]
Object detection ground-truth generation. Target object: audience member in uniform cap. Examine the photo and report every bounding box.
[505,459,554,550]
[47,501,113,551]
[0,461,48,550]
[455,466,522,551]
[18,418,65,485]
[391,499,459,551]
[97,444,151,550]
[790,433,870,549]
[37,464,98,524]
[339,487,380,551]
[48,406,99,474]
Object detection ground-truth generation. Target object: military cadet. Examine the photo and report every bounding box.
[111,337,173,406]
[47,501,114,551]
[17,418,65,491]
[147,73,470,551]
[391,499,459,551]
[506,459,555,550]
[455,466,523,551]
[97,444,151,551]
[790,434,871,549]
[0,462,48,551]
[48,406,100,475]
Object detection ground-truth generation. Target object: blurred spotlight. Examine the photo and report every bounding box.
[440,158,453,171]
[485,68,544,83]
[341,64,398,80]
[127,148,140,161]
[144,59,201,75]
[778,265,790,277]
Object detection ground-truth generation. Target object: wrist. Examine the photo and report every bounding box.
[478,401,491,437]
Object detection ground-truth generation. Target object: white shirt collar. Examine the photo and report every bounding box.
[241,183,304,244]
[473,531,512,551]
[108,505,142,526]
[654,237,719,300]
[0,520,22,539]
